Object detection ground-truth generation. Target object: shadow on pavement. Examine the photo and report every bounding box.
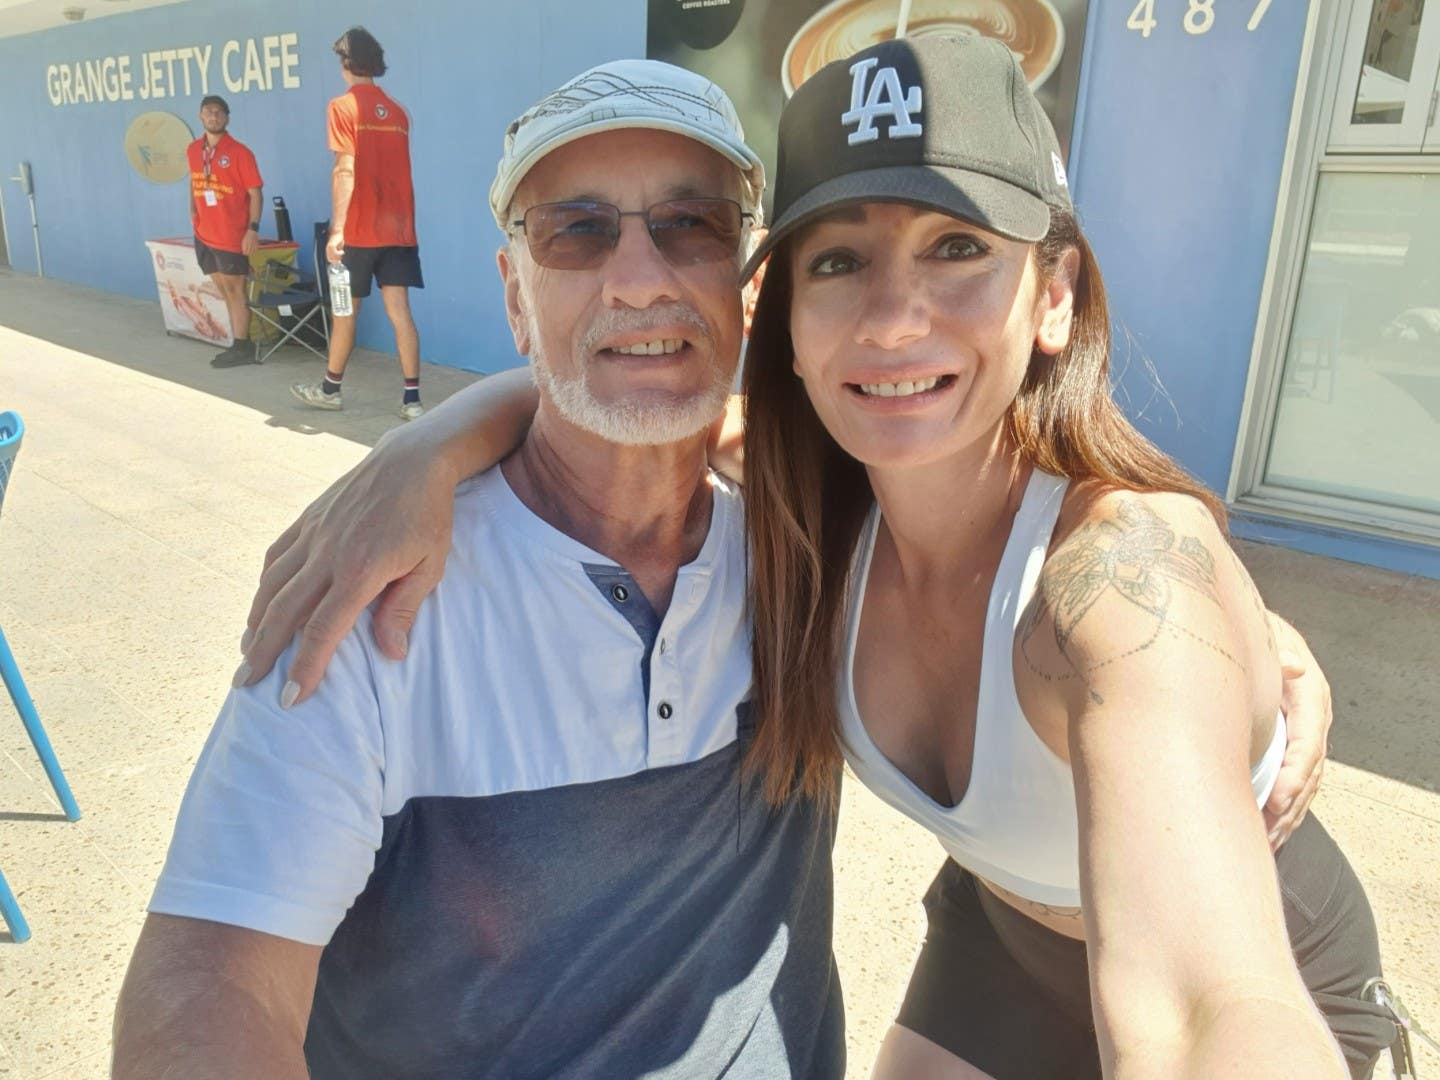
[0,268,483,451]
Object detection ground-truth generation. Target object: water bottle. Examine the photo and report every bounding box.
[271,196,292,243]
[328,261,353,317]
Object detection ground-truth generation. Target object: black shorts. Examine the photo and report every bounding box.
[340,244,423,298]
[193,235,249,277]
[897,816,1396,1079]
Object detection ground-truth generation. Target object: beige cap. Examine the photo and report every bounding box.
[488,58,765,230]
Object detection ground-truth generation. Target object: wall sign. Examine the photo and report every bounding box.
[1126,0,1274,38]
[45,33,301,107]
[123,110,193,184]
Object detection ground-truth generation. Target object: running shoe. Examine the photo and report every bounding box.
[291,382,343,410]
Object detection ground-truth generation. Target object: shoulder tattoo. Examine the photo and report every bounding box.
[1019,498,1243,704]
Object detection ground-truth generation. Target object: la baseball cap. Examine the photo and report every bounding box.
[489,58,766,230]
[743,34,1072,281]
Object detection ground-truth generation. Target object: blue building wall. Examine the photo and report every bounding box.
[0,0,645,371]
[1067,1,1310,497]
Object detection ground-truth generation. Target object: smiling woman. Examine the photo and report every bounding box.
[789,205,1065,462]
[743,199,1221,807]
[738,30,1391,1080]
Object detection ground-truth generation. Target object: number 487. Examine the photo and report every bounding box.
[1127,0,1274,37]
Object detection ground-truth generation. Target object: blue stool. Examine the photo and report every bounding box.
[0,410,81,943]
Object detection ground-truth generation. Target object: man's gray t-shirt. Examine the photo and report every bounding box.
[150,468,845,1078]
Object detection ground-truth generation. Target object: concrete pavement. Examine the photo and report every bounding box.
[0,269,1436,1078]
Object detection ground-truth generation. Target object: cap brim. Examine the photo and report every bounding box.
[741,165,1052,282]
[491,117,764,230]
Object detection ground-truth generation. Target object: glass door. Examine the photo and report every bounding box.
[1329,0,1440,152]
[1238,0,1440,546]
[1261,168,1440,525]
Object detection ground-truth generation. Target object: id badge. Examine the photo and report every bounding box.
[203,189,218,207]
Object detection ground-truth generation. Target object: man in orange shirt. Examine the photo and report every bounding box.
[292,27,425,420]
[187,95,264,368]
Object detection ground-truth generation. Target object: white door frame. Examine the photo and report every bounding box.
[1230,0,1440,546]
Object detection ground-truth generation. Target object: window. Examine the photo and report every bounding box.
[1263,171,1440,517]
[1330,0,1440,151]
[1236,0,1440,545]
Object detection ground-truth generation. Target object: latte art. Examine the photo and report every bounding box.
[784,0,1064,94]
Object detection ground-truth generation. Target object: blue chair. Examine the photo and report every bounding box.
[0,870,31,943]
[0,411,81,943]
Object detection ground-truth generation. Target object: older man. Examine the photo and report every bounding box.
[114,61,844,1079]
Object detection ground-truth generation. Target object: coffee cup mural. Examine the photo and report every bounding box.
[783,0,1065,95]
[648,0,1090,211]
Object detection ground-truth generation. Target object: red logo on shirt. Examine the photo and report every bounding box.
[375,104,389,119]
[219,155,231,168]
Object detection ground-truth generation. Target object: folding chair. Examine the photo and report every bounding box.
[244,222,331,364]
[0,411,81,943]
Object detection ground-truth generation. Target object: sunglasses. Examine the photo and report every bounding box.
[510,198,753,271]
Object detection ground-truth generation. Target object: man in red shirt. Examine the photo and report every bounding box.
[187,95,264,368]
[292,27,425,420]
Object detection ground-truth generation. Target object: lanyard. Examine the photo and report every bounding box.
[202,139,221,183]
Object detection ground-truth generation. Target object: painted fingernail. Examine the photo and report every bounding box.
[280,681,300,709]
[240,627,254,653]
[231,661,251,689]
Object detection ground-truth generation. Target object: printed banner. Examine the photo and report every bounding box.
[144,237,298,346]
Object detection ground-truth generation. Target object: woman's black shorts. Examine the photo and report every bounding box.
[896,815,1396,1078]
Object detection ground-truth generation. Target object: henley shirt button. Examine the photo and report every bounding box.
[611,584,630,603]
[657,702,673,720]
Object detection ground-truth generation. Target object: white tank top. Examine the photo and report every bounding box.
[838,469,1287,908]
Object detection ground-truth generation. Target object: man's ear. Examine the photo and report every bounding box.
[1035,246,1080,356]
[497,245,531,356]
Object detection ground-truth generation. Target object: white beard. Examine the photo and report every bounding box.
[527,305,732,447]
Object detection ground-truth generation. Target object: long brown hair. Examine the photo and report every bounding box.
[741,208,1226,807]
